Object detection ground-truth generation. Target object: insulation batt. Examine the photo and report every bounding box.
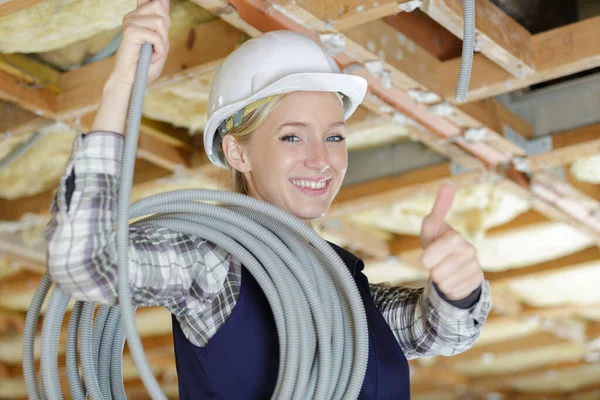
[0,123,79,199]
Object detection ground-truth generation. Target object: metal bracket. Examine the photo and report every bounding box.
[450,162,470,175]
[504,124,553,155]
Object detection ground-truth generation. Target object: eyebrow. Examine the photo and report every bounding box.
[276,121,346,133]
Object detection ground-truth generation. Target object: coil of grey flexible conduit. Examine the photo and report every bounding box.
[456,0,475,102]
[23,41,370,399]
[23,7,477,396]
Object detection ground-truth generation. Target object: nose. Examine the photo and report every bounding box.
[305,139,330,173]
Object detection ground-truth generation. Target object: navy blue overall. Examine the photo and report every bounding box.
[172,242,411,399]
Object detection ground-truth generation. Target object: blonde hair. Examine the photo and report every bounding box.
[220,94,287,195]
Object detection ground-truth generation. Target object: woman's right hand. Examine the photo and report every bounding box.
[110,0,171,87]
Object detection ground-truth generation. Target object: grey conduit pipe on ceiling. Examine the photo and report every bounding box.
[456,0,475,102]
[0,131,42,170]
[22,1,475,398]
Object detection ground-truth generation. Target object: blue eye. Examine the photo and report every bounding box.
[280,134,299,142]
[327,135,346,142]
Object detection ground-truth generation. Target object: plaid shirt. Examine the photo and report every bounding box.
[45,131,491,359]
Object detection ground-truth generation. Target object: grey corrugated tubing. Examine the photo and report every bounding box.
[22,272,52,400]
[0,131,42,170]
[455,0,475,102]
[66,301,86,400]
[40,288,71,399]
[25,41,370,399]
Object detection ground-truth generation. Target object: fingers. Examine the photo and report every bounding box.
[431,257,482,300]
[122,23,168,63]
[123,1,170,63]
[420,183,455,248]
[421,229,468,269]
[430,183,455,220]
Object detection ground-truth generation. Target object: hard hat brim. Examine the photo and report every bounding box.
[204,72,368,169]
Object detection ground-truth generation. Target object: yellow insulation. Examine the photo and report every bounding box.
[0,122,79,199]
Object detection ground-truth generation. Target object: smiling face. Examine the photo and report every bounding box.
[222,91,348,220]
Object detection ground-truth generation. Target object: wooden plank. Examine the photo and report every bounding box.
[190,0,261,37]
[287,0,419,31]
[441,16,600,102]
[386,209,550,256]
[57,19,245,118]
[531,172,600,235]
[383,10,463,61]
[450,332,570,363]
[343,19,443,95]
[468,360,598,394]
[351,67,512,166]
[321,219,391,259]
[485,246,600,284]
[422,0,534,78]
[0,0,45,17]
[329,162,482,217]
[0,54,62,93]
[0,100,50,137]
[0,69,56,118]
[529,122,600,171]
[451,98,534,140]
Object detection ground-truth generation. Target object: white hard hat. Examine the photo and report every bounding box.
[203,30,368,168]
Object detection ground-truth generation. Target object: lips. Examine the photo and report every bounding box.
[289,178,331,196]
[290,179,329,189]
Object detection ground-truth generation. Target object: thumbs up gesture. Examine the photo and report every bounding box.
[420,183,484,301]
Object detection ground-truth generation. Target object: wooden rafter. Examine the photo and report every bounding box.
[422,0,535,78]
[329,162,482,217]
[280,0,421,31]
[0,0,46,18]
[56,19,245,119]
[441,16,600,102]
[0,69,56,118]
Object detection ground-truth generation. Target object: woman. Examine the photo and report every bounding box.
[46,0,491,398]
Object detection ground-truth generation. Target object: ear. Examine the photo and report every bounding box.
[222,134,252,173]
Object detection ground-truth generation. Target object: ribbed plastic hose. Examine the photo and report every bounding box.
[0,131,42,169]
[23,42,370,399]
[22,272,52,400]
[455,0,475,102]
[66,301,86,400]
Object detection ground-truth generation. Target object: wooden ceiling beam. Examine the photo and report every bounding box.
[0,0,46,17]
[276,0,420,31]
[56,19,245,119]
[329,162,482,217]
[441,16,600,102]
[529,122,600,172]
[485,246,600,284]
[0,69,56,118]
[421,0,535,78]
[382,10,463,61]
[0,100,50,137]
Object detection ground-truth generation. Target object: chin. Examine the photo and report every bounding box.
[292,203,331,221]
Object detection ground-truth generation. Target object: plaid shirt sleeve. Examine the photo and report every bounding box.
[44,131,242,346]
[369,279,491,360]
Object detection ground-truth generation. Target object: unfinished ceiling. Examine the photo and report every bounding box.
[0,0,599,399]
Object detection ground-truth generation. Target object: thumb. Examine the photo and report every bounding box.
[420,183,455,248]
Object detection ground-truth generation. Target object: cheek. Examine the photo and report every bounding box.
[329,147,348,177]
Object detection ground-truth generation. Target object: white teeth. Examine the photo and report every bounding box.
[291,180,327,189]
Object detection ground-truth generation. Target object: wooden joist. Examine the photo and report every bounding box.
[56,19,245,119]
[485,246,600,285]
[277,0,421,31]
[422,0,535,78]
[330,162,482,217]
[0,69,56,118]
[528,122,600,171]
[0,100,50,137]
[0,0,46,18]
[441,16,600,102]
